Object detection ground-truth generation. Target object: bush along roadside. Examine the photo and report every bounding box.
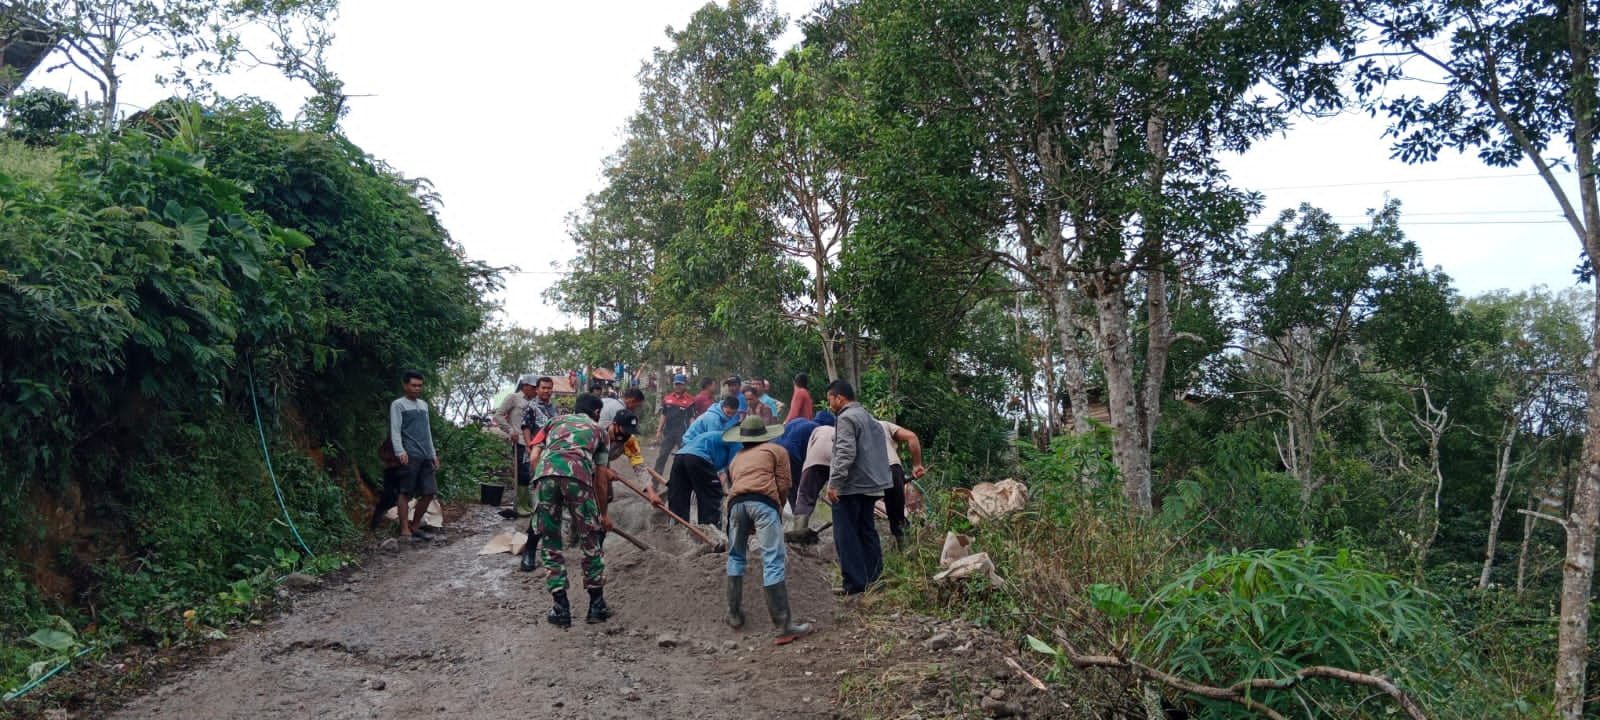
[0,96,495,711]
[858,432,1533,719]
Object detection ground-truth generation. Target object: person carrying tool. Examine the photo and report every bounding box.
[520,393,617,628]
[604,409,656,499]
[493,375,536,516]
[786,410,837,544]
[879,420,929,550]
[774,410,834,509]
[721,416,813,644]
[670,396,743,528]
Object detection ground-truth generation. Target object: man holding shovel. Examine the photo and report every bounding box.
[520,393,617,628]
[670,396,742,526]
[722,416,814,644]
[492,375,536,517]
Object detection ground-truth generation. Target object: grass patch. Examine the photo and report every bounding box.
[0,140,60,183]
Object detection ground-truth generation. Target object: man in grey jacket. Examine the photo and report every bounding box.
[825,380,892,594]
[390,370,440,542]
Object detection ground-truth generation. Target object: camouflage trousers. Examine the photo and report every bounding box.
[528,475,604,592]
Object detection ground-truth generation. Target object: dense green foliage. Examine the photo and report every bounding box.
[0,96,495,691]
[537,4,1597,714]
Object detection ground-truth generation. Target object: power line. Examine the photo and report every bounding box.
[1255,171,1557,192]
[1241,219,1568,227]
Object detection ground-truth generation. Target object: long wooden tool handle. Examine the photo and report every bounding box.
[609,525,652,552]
[618,471,718,548]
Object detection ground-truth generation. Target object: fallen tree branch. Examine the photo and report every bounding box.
[1053,631,1427,720]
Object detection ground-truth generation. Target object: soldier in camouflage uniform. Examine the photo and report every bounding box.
[519,393,617,628]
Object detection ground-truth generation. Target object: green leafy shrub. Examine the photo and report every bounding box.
[1052,547,1508,719]
[0,97,491,693]
[432,418,508,503]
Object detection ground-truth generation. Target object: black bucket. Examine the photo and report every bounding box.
[480,483,505,506]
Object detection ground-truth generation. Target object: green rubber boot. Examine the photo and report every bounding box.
[766,581,813,645]
[515,484,533,517]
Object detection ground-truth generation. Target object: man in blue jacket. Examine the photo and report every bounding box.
[669,396,741,527]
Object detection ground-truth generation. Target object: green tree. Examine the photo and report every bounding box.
[1228,202,1457,523]
[1357,2,1600,714]
[549,0,804,372]
[15,0,337,135]
[845,0,1356,511]
[1463,288,1591,590]
[1,87,91,145]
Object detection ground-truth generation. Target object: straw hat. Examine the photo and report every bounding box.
[723,415,783,443]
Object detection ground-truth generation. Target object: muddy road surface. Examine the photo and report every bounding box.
[108,484,852,720]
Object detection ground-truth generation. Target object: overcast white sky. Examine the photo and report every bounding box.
[23,0,1584,332]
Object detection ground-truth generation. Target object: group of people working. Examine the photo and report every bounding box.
[393,368,926,644]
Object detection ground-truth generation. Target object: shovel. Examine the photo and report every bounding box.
[614,470,727,552]
[608,525,654,552]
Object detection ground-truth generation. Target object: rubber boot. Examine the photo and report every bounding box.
[520,533,540,572]
[725,575,745,629]
[784,513,813,544]
[547,590,572,628]
[585,588,612,624]
[765,582,813,645]
[514,484,533,517]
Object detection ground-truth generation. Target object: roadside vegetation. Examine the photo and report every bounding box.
[6,0,1600,718]
[0,88,495,704]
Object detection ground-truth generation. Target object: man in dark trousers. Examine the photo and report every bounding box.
[655,374,697,478]
[670,396,742,527]
[825,380,891,595]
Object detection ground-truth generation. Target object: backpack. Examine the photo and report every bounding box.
[379,437,402,469]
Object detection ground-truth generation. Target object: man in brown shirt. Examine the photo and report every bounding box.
[721,416,813,644]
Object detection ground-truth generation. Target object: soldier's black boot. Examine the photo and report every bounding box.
[547,589,571,628]
[585,588,612,624]
[520,533,540,572]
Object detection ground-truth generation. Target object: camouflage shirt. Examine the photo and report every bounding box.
[531,414,610,486]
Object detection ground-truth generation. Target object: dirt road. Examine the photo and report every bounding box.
[107,486,851,720]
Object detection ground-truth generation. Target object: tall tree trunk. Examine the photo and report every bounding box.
[1557,286,1600,720]
[1090,273,1151,512]
[1479,421,1518,590]
[1140,264,1173,451]
[1050,284,1094,436]
[1555,4,1599,716]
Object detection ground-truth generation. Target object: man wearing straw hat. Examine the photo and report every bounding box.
[721,416,813,644]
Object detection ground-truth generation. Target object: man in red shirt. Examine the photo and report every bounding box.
[784,373,814,422]
[689,377,717,416]
[655,374,698,478]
